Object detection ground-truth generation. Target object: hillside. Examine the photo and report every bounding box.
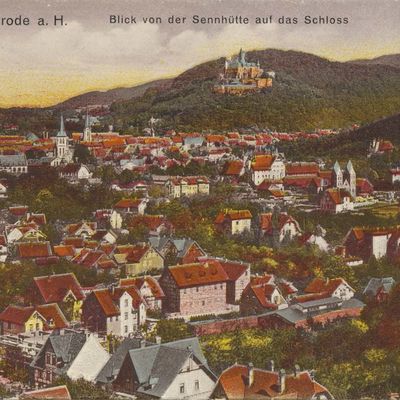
[53,78,173,109]
[278,112,400,161]
[350,54,400,68]
[110,49,400,132]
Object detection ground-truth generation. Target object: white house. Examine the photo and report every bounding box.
[250,154,285,186]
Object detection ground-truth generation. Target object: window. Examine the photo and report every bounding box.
[124,299,129,307]
[124,325,128,333]
[179,384,185,394]
[36,323,40,330]
[202,300,205,306]
[124,312,128,320]
[195,380,200,391]
[196,287,199,292]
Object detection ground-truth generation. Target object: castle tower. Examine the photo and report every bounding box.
[332,161,343,188]
[83,109,92,142]
[56,115,68,159]
[345,160,356,197]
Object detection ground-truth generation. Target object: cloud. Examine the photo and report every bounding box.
[0,10,399,106]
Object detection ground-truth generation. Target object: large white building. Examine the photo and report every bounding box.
[250,154,285,186]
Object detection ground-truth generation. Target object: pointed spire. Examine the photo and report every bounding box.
[333,161,341,173]
[346,160,355,173]
[56,114,67,137]
[85,108,90,129]
[60,114,65,133]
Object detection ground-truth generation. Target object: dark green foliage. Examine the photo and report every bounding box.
[110,50,400,132]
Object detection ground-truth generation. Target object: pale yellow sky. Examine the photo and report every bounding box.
[0,0,399,108]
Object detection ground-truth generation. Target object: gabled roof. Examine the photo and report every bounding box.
[259,212,300,234]
[96,337,152,383]
[363,277,395,297]
[26,213,47,226]
[323,188,352,205]
[128,337,214,398]
[304,278,354,296]
[216,364,331,399]
[246,284,279,310]
[91,289,120,317]
[33,273,85,303]
[120,276,165,299]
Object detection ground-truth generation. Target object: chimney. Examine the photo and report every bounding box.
[155,335,162,344]
[294,364,300,377]
[268,360,275,372]
[248,363,254,387]
[278,369,286,394]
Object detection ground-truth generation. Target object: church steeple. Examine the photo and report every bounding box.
[57,114,67,137]
[83,108,92,142]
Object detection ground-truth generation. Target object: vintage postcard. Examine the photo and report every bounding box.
[0,0,399,399]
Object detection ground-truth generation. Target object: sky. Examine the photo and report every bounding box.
[0,0,399,108]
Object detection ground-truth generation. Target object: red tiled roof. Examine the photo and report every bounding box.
[251,155,275,171]
[92,289,120,317]
[224,160,244,176]
[168,260,229,288]
[249,285,278,309]
[53,245,75,257]
[26,213,47,225]
[259,213,299,234]
[63,237,85,248]
[304,277,352,296]
[324,188,351,205]
[217,365,330,399]
[0,303,68,329]
[115,244,151,263]
[66,222,97,236]
[111,286,144,308]
[119,276,165,299]
[114,198,143,209]
[9,206,29,216]
[21,385,71,400]
[34,273,85,303]
[215,210,252,224]
[286,162,319,176]
[200,257,248,281]
[128,214,172,231]
[378,140,394,152]
[36,303,69,329]
[18,242,52,258]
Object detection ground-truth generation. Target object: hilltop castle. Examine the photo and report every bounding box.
[214,49,274,95]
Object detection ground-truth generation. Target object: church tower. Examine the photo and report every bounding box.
[332,161,343,188]
[345,160,356,198]
[56,115,68,159]
[83,109,92,142]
